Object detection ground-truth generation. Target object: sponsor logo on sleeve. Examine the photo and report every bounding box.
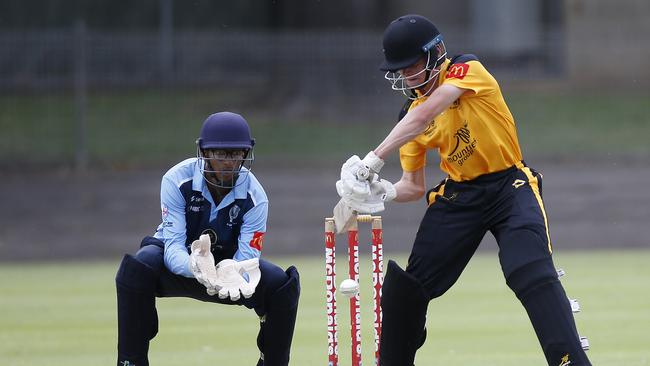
[249,231,265,251]
[161,204,173,227]
[447,63,470,80]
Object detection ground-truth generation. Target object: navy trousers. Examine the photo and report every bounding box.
[135,237,289,312]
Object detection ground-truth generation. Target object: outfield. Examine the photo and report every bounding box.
[1,249,648,365]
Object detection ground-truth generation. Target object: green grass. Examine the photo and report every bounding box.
[0,90,648,166]
[1,250,649,365]
[508,92,650,157]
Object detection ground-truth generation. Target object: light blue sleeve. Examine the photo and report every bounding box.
[233,201,268,261]
[160,176,193,278]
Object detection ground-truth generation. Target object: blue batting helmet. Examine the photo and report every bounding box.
[196,112,255,150]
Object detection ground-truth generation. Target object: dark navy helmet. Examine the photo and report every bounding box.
[197,112,255,150]
[380,14,444,72]
[196,112,255,189]
[380,15,447,99]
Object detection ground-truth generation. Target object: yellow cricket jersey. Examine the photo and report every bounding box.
[399,56,523,181]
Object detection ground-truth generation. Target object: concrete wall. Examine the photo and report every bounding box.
[565,0,650,88]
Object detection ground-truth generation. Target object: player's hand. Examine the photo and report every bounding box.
[338,154,378,201]
[343,195,386,214]
[340,152,385,183]
[340,155,372,194]
[360,151,385,177]
[189,234,220,295]
[336,178,395,215]
[336,178,371,202]
[214,258,261,301]
[370,178,397,202]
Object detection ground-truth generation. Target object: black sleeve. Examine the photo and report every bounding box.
[447,54,479,69]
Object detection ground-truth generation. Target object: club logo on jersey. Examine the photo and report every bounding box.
[422,121,436,137]
[161,204,168,218]
[249,231,265,251]
[446,122,477,167]
[447,63,470,80]
[228,205,241,226]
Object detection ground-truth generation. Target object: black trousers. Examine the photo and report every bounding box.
[407,162,553,298]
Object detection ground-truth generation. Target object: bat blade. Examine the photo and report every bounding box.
[332,198,357,234]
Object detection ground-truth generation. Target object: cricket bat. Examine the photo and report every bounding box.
[332,198,357,234]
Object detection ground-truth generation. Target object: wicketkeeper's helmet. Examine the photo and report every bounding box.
[196,112,255,188]
[380,14,447,99]
[197,111,255,150]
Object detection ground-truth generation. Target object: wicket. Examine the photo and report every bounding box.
[325,215,384,366]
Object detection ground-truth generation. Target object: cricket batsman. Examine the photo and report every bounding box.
[335,14,591,365]
[115,112,300,366]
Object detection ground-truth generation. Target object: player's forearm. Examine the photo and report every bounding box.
[374,108,430,159]
[374,84,464,159]
[393,178,425,202]
[164,244,193,277]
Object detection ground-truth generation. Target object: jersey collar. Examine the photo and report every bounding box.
[192,164,250,210]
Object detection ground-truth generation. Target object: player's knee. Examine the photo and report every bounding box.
[116,254,158,291]
[505,258,558,300]
[405,255,453,300]
[384,260,429,307]
[133,244,164,272]
[272,265,300,305]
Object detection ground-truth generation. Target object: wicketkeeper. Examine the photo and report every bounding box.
[116,112,300,366]
[335,14,591,366]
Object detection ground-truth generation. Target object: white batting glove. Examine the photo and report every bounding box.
[370,178,397,202]
[340,152,384,182]
[189,234,220,295]
[336,180,384,213]
[344,196,386,214]
[360,151,385,176]
[336,178,372,203]
[340,156,372,192]
[214,258,261,301]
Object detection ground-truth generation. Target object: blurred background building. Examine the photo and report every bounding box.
[1,0,648,260]
[2,1,648,106]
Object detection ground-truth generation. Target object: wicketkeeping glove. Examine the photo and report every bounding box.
[189,234,220,295]
[214,258,262,301]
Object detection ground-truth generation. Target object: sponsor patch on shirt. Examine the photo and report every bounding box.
[249,232,265,251]
[447,63,470,80]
